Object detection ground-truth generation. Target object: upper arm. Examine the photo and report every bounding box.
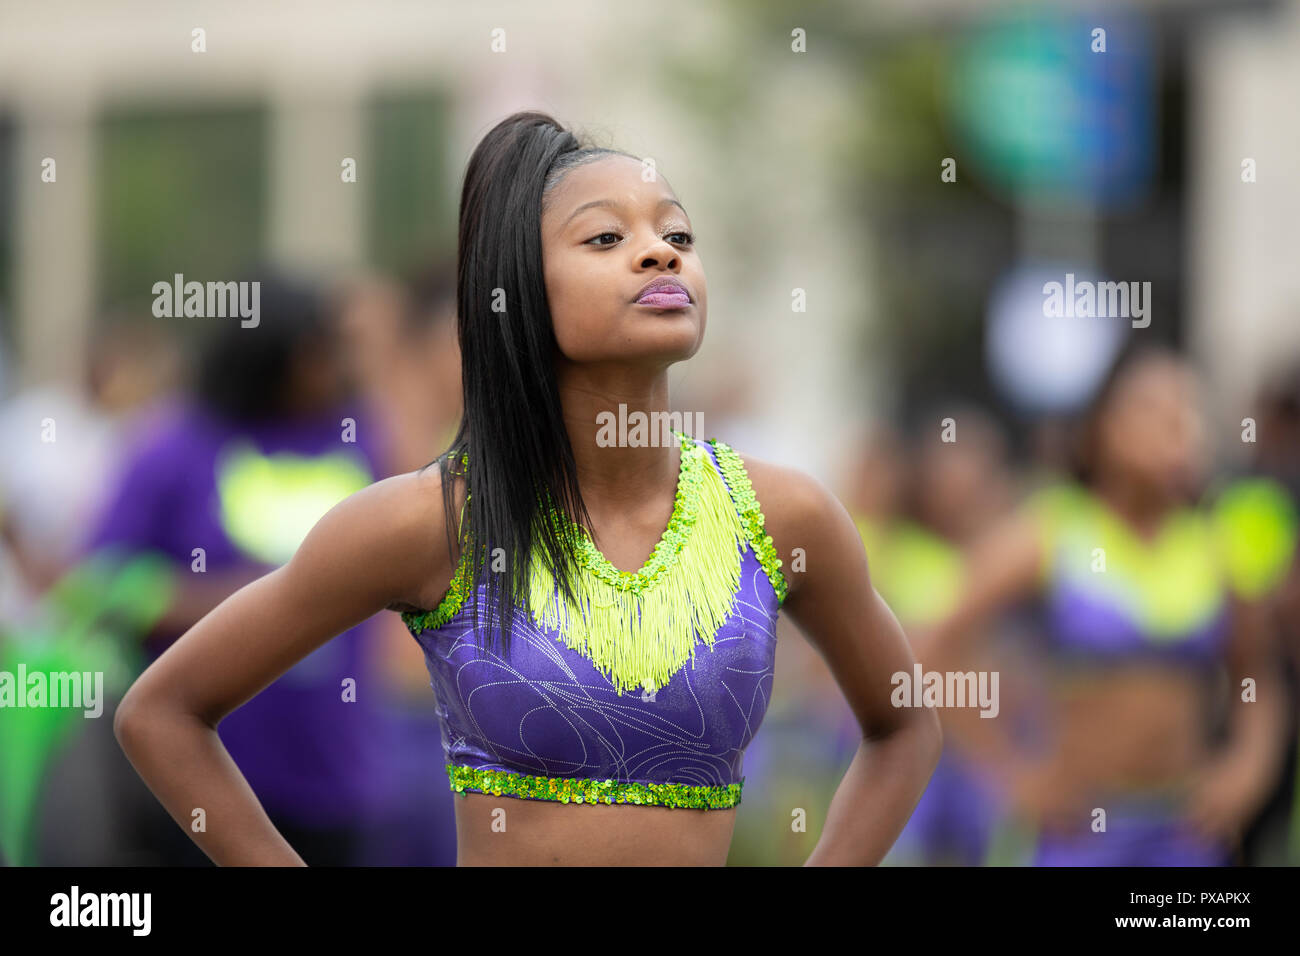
[116,466,454,730]
[1223,592,1280,688]
[744,454,935,743]
[903,503,1044,664]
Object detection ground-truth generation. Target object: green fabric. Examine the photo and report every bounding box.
[1208,476,1298,602]
[982,815,1038,867]
[0,550,175,865]
[855,516,965,627]
[1021,479,1287,638]
[215,443,372,566]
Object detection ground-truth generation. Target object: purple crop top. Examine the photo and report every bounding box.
[1027,482,1236,672]
[400,435,790,810]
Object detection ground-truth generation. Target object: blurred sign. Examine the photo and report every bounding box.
[948,7,1155,207]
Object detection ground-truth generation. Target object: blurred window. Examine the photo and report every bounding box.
[96,103,267,327]
[367,90,453,275]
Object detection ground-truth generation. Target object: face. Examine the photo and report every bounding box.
[421,308,462,411]
[541,154,706,366]
[916,428,1013,537]
[853,427,907,517]
[338,278,404,390]
[286,320,350,414]
[1097,356,1208,498]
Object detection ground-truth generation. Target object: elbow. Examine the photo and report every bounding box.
[861,706,944,770]
[113,686,159,753]
[921,707,944,770]
[900,706,944,775]
[112,690,141,750]
[115,683,215,754]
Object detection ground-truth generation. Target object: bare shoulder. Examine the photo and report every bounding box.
[713,441,854,602]
[293,461,466,612]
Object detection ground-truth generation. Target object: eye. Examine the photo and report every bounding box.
[585,232,622,246]
[667,231,695,246]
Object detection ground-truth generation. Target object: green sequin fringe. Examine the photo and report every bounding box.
[708,438,789,603]
[447,763,743,810]
[526,434,746,696]
[401,434,791,678]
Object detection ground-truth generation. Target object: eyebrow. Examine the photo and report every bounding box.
[561,196,687,229]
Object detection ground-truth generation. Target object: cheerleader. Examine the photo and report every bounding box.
[114,111,940,866]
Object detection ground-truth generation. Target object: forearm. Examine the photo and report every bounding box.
[114,701,305,866]
[919,631,1022,769]
[1221,671,1289,791]
[804,717,941,866]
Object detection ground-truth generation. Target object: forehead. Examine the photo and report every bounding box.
[1108,358,1199,418]
[543,154,681,222]
[1123,357,1193,396]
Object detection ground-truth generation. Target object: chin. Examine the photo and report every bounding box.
[560,311,703,365]
[562,334,700,366]
[635,321,703,356]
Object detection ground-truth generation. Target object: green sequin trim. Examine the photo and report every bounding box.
[546,433,698,595]
[708,438,789,603]
[401,432,777,690]
[447,763,743,810]
[402,454,474,636]
[400,436,713,639]
[401,548,474,635]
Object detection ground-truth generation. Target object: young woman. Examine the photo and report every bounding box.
[114,111,941,866]
[915,344,1291,866]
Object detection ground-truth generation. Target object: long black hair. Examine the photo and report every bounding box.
[431,111,638,657]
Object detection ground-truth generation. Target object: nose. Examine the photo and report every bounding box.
[635,236,680,271]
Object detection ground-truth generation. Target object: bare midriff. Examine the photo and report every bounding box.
[1044,664,1216,799]
[451,792,738,866]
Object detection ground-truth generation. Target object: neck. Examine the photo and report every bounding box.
[1091,466,1170,538]
[556,361,681,509]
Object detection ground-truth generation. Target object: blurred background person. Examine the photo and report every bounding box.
[916,343,1293,866]
[1227,361,1300,864]
[338,262,462,865]
[340,263,462,474]
[74,269,388,865]
[877,404,1032,865]
[0,310,179,865]
[0,312,179,615]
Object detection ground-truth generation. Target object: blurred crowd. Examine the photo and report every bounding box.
[0,263,462,866]
[1,265,1298,867]
[735,347,1300,867]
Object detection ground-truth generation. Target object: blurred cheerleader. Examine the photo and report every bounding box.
[915,344,1294,866]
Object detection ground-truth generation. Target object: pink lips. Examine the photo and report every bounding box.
[634,276,692,309]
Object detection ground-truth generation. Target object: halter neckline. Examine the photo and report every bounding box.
[551,431,699,592]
